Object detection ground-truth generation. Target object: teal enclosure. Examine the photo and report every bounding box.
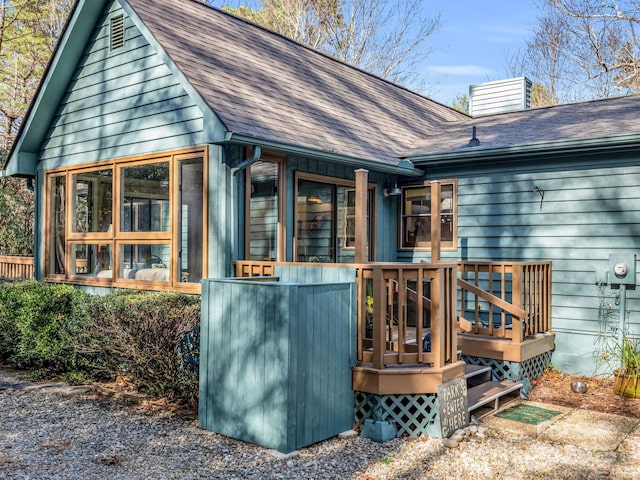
[199,267,356,453]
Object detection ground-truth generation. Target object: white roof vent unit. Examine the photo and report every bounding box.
[469,77,532,117]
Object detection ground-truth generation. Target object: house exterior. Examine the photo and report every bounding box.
[3,0,639,407]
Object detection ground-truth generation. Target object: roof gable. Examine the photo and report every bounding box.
[5,0,224,176]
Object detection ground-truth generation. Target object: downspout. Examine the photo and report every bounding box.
[229,145,262,266]
[231,146,262,175]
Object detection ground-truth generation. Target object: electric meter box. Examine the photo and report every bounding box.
[608,252,636,287]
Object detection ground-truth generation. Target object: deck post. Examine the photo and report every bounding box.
[430,181,441,262]
[355,169,369,264]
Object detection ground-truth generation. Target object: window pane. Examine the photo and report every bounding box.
[337,187,373,262]
[72,169,113,233]
[406,187,430,215]
[441,184,454,242]
[402,183,455,247]
[71,244,112,277]
[403,186,430,246]
[248,161,279,261]
[120,162,169,233]
[179,159,204,283]
[296,180,334,262]
[50,176,66,274]
[119,244,170,282]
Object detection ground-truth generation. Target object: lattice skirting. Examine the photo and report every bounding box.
[462,351,552,390]
[354,391,440,437]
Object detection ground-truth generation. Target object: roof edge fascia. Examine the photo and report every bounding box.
[118,0,226,142]
[408,133,640,166]
[5,0,108,176]
[220,133,423,177]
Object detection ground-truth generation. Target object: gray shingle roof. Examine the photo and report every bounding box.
[125,0,467,169]
[404,95,640,160]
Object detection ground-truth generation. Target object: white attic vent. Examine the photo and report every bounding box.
[110,15,125,51]
[469,77,532,116]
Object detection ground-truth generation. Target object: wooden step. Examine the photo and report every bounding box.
[464,364,492,379]
[464,364,493,388]
[467,380,523,413]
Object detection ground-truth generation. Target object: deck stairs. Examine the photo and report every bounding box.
[464,363,523,415]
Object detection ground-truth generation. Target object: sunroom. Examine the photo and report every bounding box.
[43,147,207,294]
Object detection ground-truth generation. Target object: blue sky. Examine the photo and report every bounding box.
[213,0,539,106]
[424,1,538,105]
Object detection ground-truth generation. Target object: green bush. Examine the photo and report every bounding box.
[78,290,200,407]
[0,281,201,410]
[0,280,21,359]
[0,281,89,370]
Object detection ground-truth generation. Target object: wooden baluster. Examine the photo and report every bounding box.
[417,266,424,363]
[372,266,385,369]
[512,265,523,342]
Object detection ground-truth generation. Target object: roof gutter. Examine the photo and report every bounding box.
[408,133,640,167]
[219,132,423,177]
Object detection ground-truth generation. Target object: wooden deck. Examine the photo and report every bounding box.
[234,259,554,396]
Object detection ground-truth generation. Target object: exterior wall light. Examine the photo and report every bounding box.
[384,180,402,197]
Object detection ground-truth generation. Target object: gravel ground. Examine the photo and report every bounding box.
[1,369,639,480]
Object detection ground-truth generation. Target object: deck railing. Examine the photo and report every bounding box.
[234,260,459,371]
[360,262,458,370]
[457,261,552,343]
[0,255,34,280]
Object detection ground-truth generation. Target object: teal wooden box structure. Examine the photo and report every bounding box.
[199,267,356,453]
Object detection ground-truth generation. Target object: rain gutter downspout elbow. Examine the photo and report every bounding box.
[231,145,261,175]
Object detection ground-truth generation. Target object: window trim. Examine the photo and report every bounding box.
[43,147,208,293]
[398,179,458,252]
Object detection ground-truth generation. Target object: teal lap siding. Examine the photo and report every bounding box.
[427,161,640,375]
[39,0,205,169]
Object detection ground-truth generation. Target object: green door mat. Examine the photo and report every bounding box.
[494,404,561,425]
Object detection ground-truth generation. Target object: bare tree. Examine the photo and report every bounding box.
[221,0,441,87]
[513,0,640,102]
[559,0,640,91]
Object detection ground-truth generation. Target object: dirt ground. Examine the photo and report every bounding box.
[527,368,640,418]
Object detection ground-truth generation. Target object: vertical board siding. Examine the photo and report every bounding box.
[39,1,204,167]
[199,270,356,453]
[434,161,640,375]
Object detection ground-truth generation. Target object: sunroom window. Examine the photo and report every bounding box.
[45,148,207,292]
[400,180,457,250]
